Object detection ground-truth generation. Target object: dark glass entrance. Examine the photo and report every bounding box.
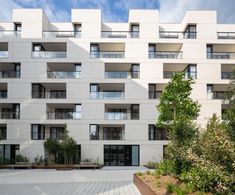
[104,145,139,166]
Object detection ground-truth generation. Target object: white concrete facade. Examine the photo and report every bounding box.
[0,9,234,166]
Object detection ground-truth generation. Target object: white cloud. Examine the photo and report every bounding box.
[0,0,70,22]
[159,0,235,23]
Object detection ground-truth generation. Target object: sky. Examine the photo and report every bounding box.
[0,0,235,23]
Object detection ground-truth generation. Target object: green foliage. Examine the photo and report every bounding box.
[143,161,158,169]
[0,156,10,165]
[157,73,200,124]
[15,154,29,162]
[155,159,176,176]
[34,155,44,165]
[136,172,143,176]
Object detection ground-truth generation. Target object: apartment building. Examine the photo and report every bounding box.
[0,9,234,166]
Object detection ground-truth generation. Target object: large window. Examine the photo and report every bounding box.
[184,24,196,39]
[0,126,6,140]
[31,124,45,140]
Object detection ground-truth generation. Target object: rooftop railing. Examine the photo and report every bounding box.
[47,71,81,79]
[43,31,81,38]
[90,51,125,59]
[149,51,183,59]
[89,91,124,100]
[32,51,66,59]
[101,31,139,38]
[217,32,235,39]
[0,30,21,38]
[159,31,196,39]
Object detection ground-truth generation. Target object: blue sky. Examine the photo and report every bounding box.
[0,0,235,23]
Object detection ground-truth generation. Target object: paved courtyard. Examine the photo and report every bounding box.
[0,167,147,195]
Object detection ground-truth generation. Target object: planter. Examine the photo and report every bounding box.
[134,174,156,195]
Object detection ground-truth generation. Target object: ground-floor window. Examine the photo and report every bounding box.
[0,144,20,164]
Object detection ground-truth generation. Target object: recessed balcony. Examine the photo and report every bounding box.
[47,63,81,79]
[207,44,235,59]
[0,42,8,58]
[90,83,125,100]
[0,83,7,99]
[105,63,139,79]
[148,43,183,59]
[90,43,125,59]
[104,104,139,120]
[32,83,66,99]
[148,84,166,99]
[89,124,125,140]
[0,103,20,119]
[221,64,235,79]
[47,104,81,120]
[0,63,21,79]
[163,63,197,79]
[207,84,231,101]
[32,43,66,59]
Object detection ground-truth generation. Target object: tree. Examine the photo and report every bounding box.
[157,73,200,144]
[43,138,60,164]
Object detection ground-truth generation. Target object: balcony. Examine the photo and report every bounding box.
[149,43,183,59]
[163,63,197,79]
[217,32,235,39]
[105,63,139,79]
[90,83,125,100]
[101,31,139,38]
[104,104,139,120]
[47,104,81,120]
[159,31,197,39]
[207,84,231,101]
[0,63,21,78]
[0,30,21,38]
[32,42,66,59]
[0,42,8,58]
[221,64,235,79]
[90,43,125,59]
[0,83,7,98]
[90,124,125,140]
[43,31,81,38]
[0,104,20,119]
[47,63,81,79]
[207,44,235,59]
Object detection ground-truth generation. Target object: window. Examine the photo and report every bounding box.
[149,125,168,140]
[32,84,45,98]
[31,124,45,140]
[74,24,81,32]
[0,126,6,140]
[50,127,65,139]
[14,63,21,78]
[148,84,156,99]
[185,64,197,79]
[90,44,99,58]
[32,44,45,52]
[89,124,99,140]
[14,23,22,32]
[131,64,140,78]
[184,25,196,39]
[130,24,139,38]
[74,63,81,78]
[148,44,156,58]
[130,104,139,120]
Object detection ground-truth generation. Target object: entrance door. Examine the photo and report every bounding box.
[104,145,139,166]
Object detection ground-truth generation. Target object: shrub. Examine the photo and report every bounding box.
[136,172,143,176]
[34,155,44,165]
[15,154,29,162]
[144,161,158,169]
[155,159,176,176]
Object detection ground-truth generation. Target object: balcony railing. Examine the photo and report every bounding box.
[207,52,235,59]
[149,51,183,59]
[32,51,66,59]
[47,112,81,119]
[221,72,234,79]
[101,31,139,38]
[0,71,20,78]
[149,91,162,99]
[90,92,124,100]
[0,30,21,38]
[104,112,139,120]
[43,31,81,38]
[159,31,196,39]
[217,32,235,39]
[0,51,8,58]
[32,91,66,99]
[90,131,125,140]
[105,71,139,79]
[207,92,229,100]
[90,51,125,59]
[163,71,197,79]
[0,112,20,119]
[47,71,81,79]
[0,91,7,98]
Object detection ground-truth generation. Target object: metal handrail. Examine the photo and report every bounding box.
[32,91,66,99]
[47,112,81,119]
[0,112,20,119]
[89,91,124,99]
[47,71,81,79]
[90,51,125,58]
[43,31,81,38]
[32,51,66,58]
[149,51,183,59]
